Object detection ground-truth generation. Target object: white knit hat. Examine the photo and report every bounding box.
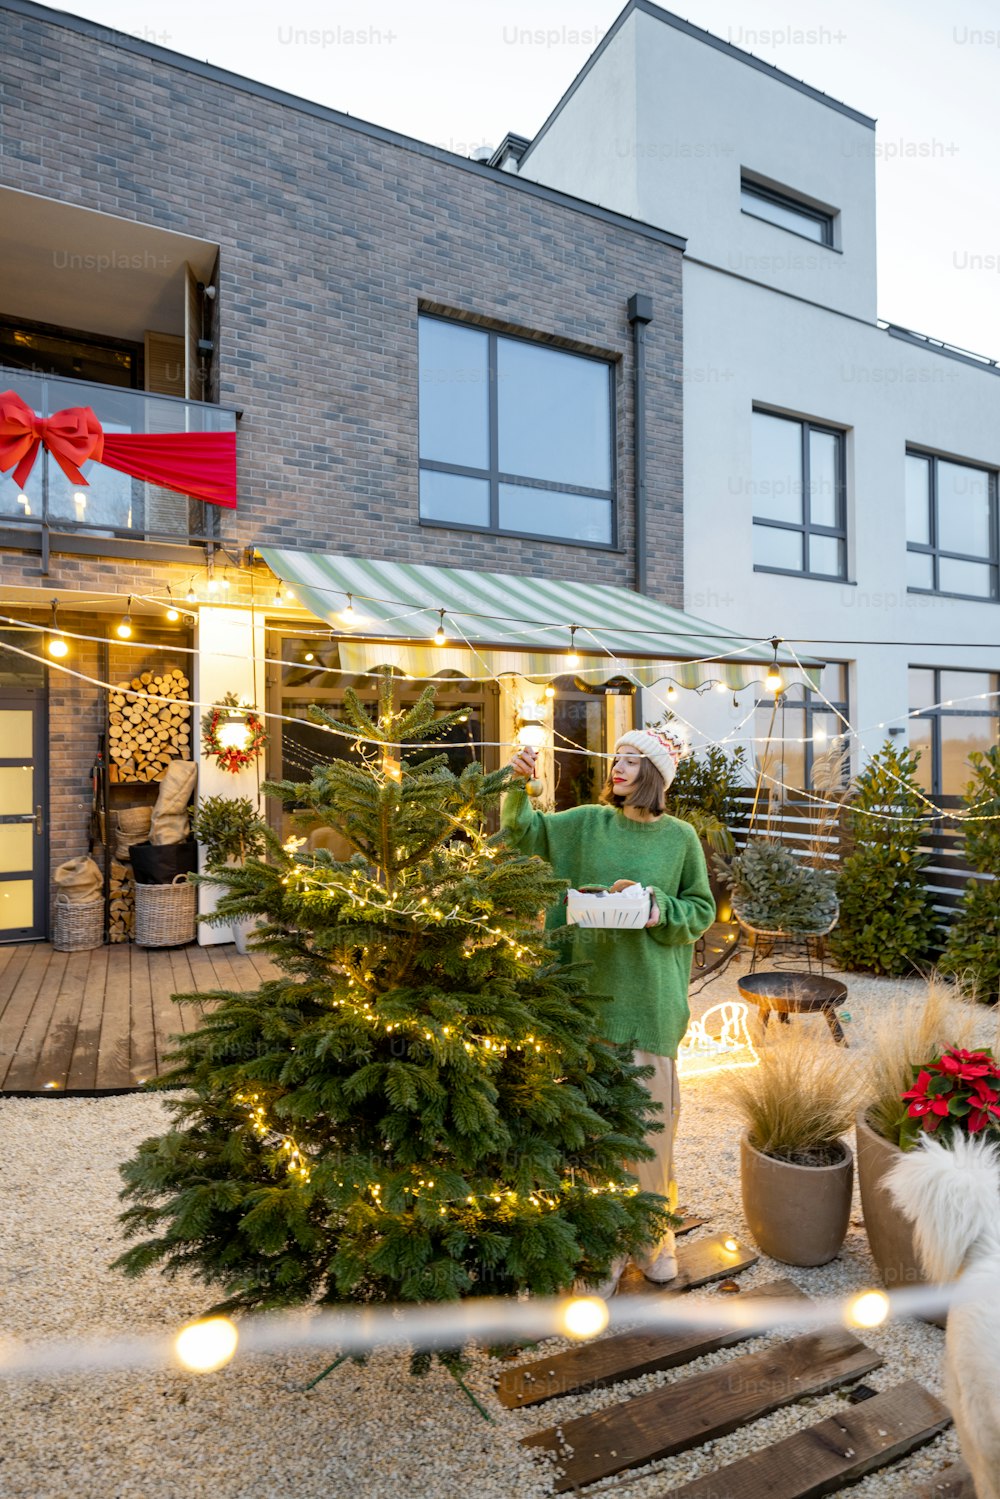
[614,729,685,790]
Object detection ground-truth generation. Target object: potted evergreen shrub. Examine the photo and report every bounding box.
[718,839,838,959]
[828,741,940,976]
[938,746,1000,1005]
[722,1029,860,1266]
[191,795,268,953]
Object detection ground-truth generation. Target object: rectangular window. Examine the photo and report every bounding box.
[752,409,847,579]
[418,314,615,546]
[754,663,850,794]
[908,666,999,796]
[740,177,835,246]
[906,450,999,601]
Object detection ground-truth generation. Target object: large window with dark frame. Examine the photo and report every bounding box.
[740,177,835,246]
[751,409,847,579]
[908,667,999,796]
[417,314,616,546]
[754,663,850,794]
[905,450,999,601]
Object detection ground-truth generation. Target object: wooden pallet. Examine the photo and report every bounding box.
[615,1229,758,1299]
[908,1461,975,1499]
[659,1380,950,1498]
[523,1325,884,1492]
[499,1277,805,1410]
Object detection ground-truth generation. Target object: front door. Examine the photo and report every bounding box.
[0,689,47,942]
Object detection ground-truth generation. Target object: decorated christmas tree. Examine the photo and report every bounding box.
[115,674,670,1321]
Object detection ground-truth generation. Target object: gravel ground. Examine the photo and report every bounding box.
[0,955,991,1499]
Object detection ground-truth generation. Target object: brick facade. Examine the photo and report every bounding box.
[0,2,685,934]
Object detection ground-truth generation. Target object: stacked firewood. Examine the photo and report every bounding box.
[108,859,134,943]
[108,667,191,782]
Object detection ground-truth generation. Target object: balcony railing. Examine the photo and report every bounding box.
[0,370,237,545]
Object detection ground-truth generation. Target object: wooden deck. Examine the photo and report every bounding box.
[0,941,278,1095]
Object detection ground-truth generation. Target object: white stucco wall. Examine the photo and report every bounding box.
[520,8,877,321]
[682,259,1000,764]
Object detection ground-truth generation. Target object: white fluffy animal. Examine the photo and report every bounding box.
[885,1133,1000,1499]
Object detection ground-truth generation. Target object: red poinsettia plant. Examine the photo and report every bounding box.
[899,1047,1000,1148]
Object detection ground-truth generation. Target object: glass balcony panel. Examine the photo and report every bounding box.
[0,368,235,542]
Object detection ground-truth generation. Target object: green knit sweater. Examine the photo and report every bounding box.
[501,788,716,1058]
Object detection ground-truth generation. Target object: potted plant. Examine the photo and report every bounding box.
[722,1028,861,1266]
[191,795,268,952]
[717,840,839,961]
[856,979,981,1305]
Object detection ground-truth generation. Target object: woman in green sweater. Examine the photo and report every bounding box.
[504,728,715,1294]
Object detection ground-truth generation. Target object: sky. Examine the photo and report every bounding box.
[55,0,1000,357]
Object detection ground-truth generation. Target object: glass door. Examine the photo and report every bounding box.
[0,689,46,942]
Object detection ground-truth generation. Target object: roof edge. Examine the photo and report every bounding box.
[2,0,686,252]
[519,0,876,171]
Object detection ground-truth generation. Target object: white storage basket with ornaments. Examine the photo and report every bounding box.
[566,884,652,929]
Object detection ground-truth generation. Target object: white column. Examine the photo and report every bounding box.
[193,606,266,945]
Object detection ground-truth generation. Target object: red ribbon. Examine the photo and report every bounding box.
[0,390,104,488]
[0,388,237,508]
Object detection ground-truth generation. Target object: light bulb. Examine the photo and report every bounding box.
[544,685,555,699]
[48,634,69,659]
[765,668,783,693]
[166,607,180,622]
[285,587,294,600]
[567,626,580,669]
[714,680,727,693]
[117,601,133,639]
[185,580,197,604]
[434,609,447,647]
[340,593,355,623]
[666,685,677,701]
[304,650,315,663]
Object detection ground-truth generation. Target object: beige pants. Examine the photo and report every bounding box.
[626,1049,680,1251]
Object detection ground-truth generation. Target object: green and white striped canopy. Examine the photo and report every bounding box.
[258,549,818,690]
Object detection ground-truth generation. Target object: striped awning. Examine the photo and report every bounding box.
[257,549,820,689]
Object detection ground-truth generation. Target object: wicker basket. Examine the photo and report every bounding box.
[134,875,196,948]
[53,894,104,952]
[111,806,153,862]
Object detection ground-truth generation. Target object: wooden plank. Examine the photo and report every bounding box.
[614,1232,757,1298]
[30,945,91,1091]
[498,1279,806,1410]
[2,946,69,1090]
[95,943,134,1089]
[167,947,198,1027]
[203,940,244,996]
[128,945,157,1084]
[65,945,109,1091]
[146,942,185,1072]
[0,947,58,1091]
[657,1380,950,1499]
[907,1461,975,1499]
[523,1327,883,1493]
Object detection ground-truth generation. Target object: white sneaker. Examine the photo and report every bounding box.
[633,1231,678,1284]
[572,1254,627,1299]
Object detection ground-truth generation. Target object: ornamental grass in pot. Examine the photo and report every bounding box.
[723,1028,861,1267]
[858,979,989,1308]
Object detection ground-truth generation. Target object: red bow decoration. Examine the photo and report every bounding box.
[0,390,104,489]
[0,388,237,508]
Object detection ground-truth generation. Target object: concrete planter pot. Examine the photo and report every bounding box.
[740,1131,853,1267]
[854,1110,947,1330]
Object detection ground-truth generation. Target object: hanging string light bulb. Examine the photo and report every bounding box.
[47,599,69,659]
[165,585,180,623]
[765,637,784,695]
[714,679,728,693]
[340,592,355,624]
[434,609,447,647]
[567,625,580,669]
[185,577,197,604]
[116,597,133,639]
[666,683,677,701]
